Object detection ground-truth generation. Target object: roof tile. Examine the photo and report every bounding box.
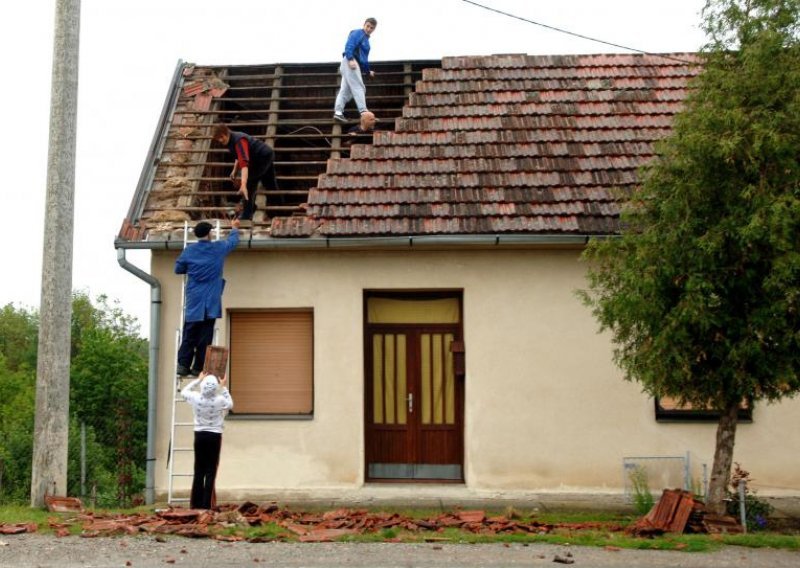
[175,53,697,239]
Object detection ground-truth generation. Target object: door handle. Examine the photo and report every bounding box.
[407,393,413,413]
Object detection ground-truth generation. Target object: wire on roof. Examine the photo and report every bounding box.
[460,0,696,65]
[284,125,332,147]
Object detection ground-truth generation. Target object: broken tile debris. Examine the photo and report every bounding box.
[45,494,83,513]
[0,503,624,542]
[0,523,37,535]
[1,492,743,542]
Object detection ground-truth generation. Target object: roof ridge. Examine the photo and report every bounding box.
[440,52,700,70]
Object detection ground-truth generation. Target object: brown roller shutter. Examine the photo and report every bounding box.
[229,310,313,414]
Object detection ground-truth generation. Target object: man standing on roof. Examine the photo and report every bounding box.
[175,218,240,377]
[212,124,277,221]
[333,17,377,123]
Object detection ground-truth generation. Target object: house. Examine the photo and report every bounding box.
[116,54,800,510]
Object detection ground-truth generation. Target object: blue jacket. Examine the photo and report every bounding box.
[343,29,371,74]
[175,229,239,322]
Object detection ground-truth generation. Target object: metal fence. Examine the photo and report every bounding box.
[623,452,708,502]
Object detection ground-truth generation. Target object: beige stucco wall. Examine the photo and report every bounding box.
[150,246,800,503]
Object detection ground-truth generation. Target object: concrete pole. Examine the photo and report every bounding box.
[30,0,81,508]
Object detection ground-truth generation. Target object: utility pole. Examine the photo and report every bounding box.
[31,0,81,508]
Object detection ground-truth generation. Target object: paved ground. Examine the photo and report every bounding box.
[1,535,799,568]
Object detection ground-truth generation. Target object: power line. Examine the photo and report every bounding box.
[460,0,696,65]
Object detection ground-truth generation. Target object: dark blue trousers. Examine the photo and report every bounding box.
[241,156,278,221]
[177,318,215,372]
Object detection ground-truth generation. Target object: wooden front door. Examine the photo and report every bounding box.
[366,325,464,481]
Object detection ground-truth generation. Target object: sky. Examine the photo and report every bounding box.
[0,0,708,335]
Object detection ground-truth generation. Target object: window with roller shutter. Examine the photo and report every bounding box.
[228,310,313,415]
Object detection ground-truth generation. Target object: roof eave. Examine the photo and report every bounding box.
[114,232,612,251]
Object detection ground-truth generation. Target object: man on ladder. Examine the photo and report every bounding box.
[175,218,240,376]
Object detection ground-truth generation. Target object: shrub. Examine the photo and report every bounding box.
[726,463,773,530]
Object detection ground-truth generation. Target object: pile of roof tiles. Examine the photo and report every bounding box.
[0,501,623,542]
[0,523,38,535]
[628,489,744,536]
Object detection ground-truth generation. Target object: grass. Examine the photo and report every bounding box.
[718,533,800,550]
[1,505,799,551]
[0,505,53,526]
[0,505,81,536]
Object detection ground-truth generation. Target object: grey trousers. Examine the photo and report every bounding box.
[334,57,368,114]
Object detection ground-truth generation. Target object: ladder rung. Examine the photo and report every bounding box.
[170,497,191,502]
[171,473,194,478]
[174,422,194,427]
[173,447,193,452]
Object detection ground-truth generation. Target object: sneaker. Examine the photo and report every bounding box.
[333,113,347,123]
[177,364,191,377]
[189,368,202,377]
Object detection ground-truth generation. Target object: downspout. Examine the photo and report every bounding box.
[114,59,183,504]
[116,248,160,505]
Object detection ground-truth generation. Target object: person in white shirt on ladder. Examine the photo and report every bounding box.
[181,372,234,509]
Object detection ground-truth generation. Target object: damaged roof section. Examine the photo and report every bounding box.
[118,60,438,245]
[271,53,701,238]
[117,53,700,246]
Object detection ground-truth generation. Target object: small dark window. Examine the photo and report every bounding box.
[655,397,753,422]
[655,396,752,423]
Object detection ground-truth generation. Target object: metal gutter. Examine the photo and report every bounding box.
[125,60,186,224]
[115,233,594,251]
[497,234,590,246]
[116,249,161,505]
[326,236,413,249]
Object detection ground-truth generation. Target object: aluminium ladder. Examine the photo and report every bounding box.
[166,220,221,505]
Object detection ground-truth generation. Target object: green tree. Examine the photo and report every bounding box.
[70,323,148,505]
[580,0,800,515]
[0,304,39,372]
[69,292,147,506]
[0,305,38,502]
[0,355,35,502]
[0,294,147,505]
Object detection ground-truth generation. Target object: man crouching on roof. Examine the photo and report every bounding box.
[212,124,278,221]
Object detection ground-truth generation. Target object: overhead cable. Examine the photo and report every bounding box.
[460,0,696,65]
